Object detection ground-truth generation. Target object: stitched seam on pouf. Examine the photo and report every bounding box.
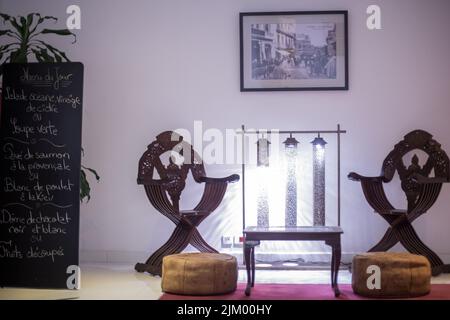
[182,259,187,294]
[213,263,216,293]
[408,259,412,294]
[161,257,166,291]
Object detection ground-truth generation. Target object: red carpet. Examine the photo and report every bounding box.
[160,283,450,300]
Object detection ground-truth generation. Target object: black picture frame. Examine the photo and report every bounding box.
[240,11,348,91]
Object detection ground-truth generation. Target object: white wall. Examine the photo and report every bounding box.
[2,0,450,263]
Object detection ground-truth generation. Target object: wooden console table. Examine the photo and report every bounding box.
[243,226,343,297]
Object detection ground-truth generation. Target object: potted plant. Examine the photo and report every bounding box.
[0,12,99,202]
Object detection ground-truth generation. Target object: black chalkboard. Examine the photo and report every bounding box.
[0,63,83,289]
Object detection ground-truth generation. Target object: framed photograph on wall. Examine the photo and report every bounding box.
[240,11,348,91]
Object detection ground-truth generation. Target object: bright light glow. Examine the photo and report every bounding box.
[257,138,270,167]
[256,167,270,226]
[282,262,299,267]
[246,164,285,227]
[313,142,326,226]
[244,138,331,255]
[285,146,298,227]
[314,145,325,160]
[246,147,304,229]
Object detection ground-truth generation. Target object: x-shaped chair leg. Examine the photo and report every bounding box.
[190,229,218,253]
[369,217,445,275]
[369,227,398,252]
[135,221,192,276]
[395,221,444,275]
[135,221,217,276]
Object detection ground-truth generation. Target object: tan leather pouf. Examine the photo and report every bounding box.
[161,253,238,295]
[352,252,431,298]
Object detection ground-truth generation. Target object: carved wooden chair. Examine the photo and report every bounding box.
[135,131,239,276]
[349,130,450,275]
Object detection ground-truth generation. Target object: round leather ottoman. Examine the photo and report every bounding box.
[161,253,238,295]
[352,252,431,298]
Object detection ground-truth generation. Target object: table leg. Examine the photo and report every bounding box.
[251,246,256,287]
[330,244,335,289]
[332,242,341,297]
[244,244,252,296]
[327,238,341,297]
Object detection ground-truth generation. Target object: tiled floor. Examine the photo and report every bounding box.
[1,263,450,300]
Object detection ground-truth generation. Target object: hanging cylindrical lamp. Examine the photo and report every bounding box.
[311,134,327,226]
[256,136,270,227]
[283,134,299,227]
[257,136,271,167]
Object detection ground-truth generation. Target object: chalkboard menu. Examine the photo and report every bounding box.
[0,63,83,289]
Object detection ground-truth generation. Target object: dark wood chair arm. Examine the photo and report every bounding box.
[198,174,240,184]
[348,172,395,214]
[348,172,384,182]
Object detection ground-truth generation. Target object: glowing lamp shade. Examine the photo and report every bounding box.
[256,138,271,167]
[311,135,327,226]
[283,136,299,150]
[283,135,299,227]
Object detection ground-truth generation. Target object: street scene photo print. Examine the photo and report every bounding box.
[240,11,348,91]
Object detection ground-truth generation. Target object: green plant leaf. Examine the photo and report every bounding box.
[0,26,21,41]
[43,15,58,21]
[80,169,91,202]
[31,48,45,62]
[0,45,19,59]
[0,43,17,52]
[40,28,76,43]
[10,49,27,63]
[35,40,70,62]
[9,17,24,38]
[0,29,13,36]
[82,166,101,182]
[33,45,62,62]
[29,14,57,35]
[1,16,24,42]
[0,13,11,22]
[25,13,37,37]
[0,48,15,71]
[42,48,55,62]
[20,16,27,28]
[80,150,101,202]
[26,13,34,28]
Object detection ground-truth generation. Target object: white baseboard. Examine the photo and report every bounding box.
[80,250,148,264]
[80,250,450,265]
